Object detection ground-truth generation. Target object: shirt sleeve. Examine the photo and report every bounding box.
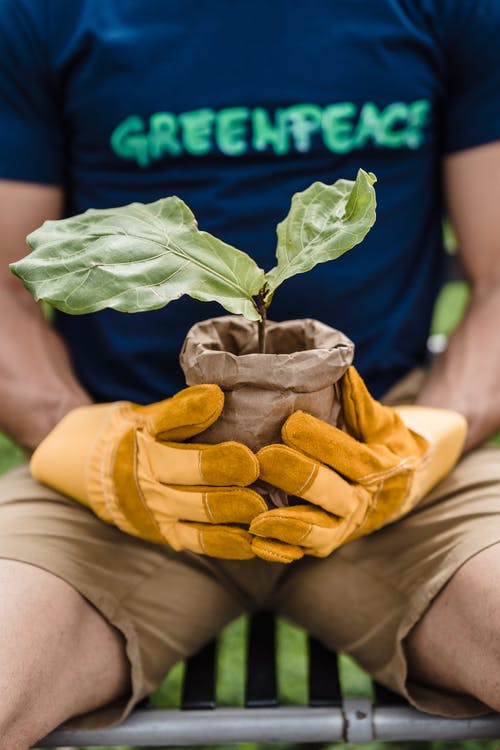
[441,0,500,154]
[0,0,64,184]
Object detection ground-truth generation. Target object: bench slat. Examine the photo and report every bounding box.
[181,638,216,710]
[245,610,278,707]
[308,635,342,706]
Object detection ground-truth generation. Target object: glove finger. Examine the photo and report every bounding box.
[139,384,225,441]
[258,444,360,515]
[147,483,268,525]
[251,537,305,563]
[341,367,413,451]
[173,522,256,559]
[137,440,267,523]
[250,505,350,554]
[138,431,259,486]
[282,412,395,480]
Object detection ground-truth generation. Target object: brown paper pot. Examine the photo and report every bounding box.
[180,316,354,506]
[180,314,354,444]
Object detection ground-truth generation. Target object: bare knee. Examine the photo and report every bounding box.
[406,543,500,711]
[0,559,130,747]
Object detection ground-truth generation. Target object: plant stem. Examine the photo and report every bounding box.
[255,292,267,353]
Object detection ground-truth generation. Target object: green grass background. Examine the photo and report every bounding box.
[4,265,499,749]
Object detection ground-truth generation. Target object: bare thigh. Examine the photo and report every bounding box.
[0,465,282,740]
[405,542,500,712]
[0,559,129,750]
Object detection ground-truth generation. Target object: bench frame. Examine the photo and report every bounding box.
[38,612,500,747]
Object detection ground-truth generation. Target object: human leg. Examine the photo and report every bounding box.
[405,542,500,711]
[0,559,130,750]
[272,443,500,717]
[0,464,272,746]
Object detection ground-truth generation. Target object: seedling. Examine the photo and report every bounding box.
[11,169,376,353]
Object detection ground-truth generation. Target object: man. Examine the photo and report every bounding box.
[1,1,500,747]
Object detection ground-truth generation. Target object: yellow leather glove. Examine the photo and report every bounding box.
[31,384,267,559]
[250,366,467,563]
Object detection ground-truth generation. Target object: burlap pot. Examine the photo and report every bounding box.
[180,316,354,506]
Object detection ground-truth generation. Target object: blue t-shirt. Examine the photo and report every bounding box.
[1,0,500,402]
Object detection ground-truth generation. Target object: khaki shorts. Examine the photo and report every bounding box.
[2,371,500,728]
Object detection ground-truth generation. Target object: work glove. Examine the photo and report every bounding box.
[250,366,467,563]
[30,384,267,559]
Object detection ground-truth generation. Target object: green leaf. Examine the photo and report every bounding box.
[265,168,377,300]
[10,197,265,320]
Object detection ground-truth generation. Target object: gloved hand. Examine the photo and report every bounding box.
[30,384,267,559]
[250,366,467,563]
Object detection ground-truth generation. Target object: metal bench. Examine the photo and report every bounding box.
[38,611,500,747]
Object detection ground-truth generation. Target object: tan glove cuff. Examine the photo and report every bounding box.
[30,403,117,506]
[395,405,468,500]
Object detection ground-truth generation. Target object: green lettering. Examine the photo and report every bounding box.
[110,99,433,165]
[406,98,431,149]
[284,104,322,152]
[149,112,182,158]
[110,115,150,168]
[252,108,289,155]
[178,109,215,155]
[216,107,249,156]
[353,102,383,148]
[322,102,356,153]
[379,102,410,148]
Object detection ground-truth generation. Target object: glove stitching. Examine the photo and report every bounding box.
[101,440,117,525]
[86,403,124,524]
[356,456,420,485]
[349,483,382,538]
[99,455,113,523]
[255,545,301,563]
[198,527,207,554]
[359,467,414,533]
[401,470,414,505]
[203,491,216,523]
[99,405,128,528]
[198,449,205,483]
[346,487,372,529]
[359,490,374,528]
[349,451,431,537]
[296,463,318,495]
[107,404,141,526]
[266,550,299,563]
[418,448,432,468]
[345,377,362,439]
[387,463,425,523]
[132,435,168,541]
[121,426,169,547]
[256,513,311,544]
